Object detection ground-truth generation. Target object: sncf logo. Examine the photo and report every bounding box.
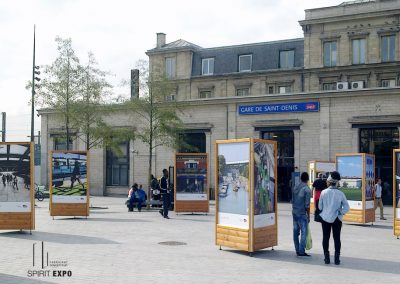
[306,104,316,110]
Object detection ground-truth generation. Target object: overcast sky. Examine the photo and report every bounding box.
[0,0,340,141]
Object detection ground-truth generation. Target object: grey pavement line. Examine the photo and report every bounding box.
[0,231,120,245]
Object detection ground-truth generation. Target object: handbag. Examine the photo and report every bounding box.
[306,224,312,250]
[314,199,323,222]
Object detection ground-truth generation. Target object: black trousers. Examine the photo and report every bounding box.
[162,193,170,217]
[321,217,342,253]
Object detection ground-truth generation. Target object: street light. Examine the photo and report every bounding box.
[31,25,40,143]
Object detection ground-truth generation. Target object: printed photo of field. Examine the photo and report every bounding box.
[337,156,363,201]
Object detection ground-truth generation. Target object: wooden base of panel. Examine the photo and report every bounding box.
[175,200,209,213]
[0,213,34,230]
[216,225,249,252]
[364,208,375,223]
[394,220,400,237]
[50,203,89,217]
[343,209,363,223]
[253,225,278,251]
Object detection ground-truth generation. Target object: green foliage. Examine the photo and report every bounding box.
[36,37,131,150]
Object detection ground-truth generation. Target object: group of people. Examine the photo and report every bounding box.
[292,171,387,265]
[127,183,147,212]
[126,168,172,219]
[1,173,19,190]
[292,171,349,265]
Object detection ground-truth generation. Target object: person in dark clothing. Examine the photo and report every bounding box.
[70,161,84,190]
[151,174,161,201]
[159,169,170,219]
[128,183,138,212]
[312,173,327,221]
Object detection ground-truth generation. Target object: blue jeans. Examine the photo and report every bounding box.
[293,214,308,254]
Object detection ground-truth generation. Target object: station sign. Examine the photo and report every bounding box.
[238,101,319,115]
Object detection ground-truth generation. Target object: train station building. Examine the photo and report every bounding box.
[39,0,400,203]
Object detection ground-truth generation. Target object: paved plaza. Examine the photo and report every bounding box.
[0,196,399,284]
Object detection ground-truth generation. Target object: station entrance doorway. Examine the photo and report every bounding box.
[262,131,294,202]
[359,127,399,205]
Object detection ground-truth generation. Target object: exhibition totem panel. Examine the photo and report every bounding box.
[50,151,89,217]
[393,150,400,236]
[215,138,277,254]
[174,153,209,213]
[308,161,335,213]
[0,142,35,231]
[336,153,375,224]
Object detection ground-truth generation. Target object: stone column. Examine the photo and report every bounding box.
[294,129,301,171]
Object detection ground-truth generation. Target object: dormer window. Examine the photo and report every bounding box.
[239,54,252,72]
[202,58,214,75]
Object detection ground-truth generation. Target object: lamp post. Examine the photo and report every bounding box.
[31,24,40,143]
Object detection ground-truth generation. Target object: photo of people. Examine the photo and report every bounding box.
[337,156,363,201]
[365,156,374,201]
[254,142,275,215]
[0,143,32,205]
[52,152,87,197]
[176,154,207,200]
[217,142,249,215]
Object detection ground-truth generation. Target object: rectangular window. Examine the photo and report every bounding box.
[165,57,176,79]
[165,94,176,101]
[381,79,396,87]
[239,54,252,72]
[352,38,366,64]
[268,86,274,94]
[54,136,73,150]
[236,88,250,97]
[106,141,129,186]
[278,86,291,94]
[322,82,337,91]
[323,41,337,67]
[199,90,213,99]
[279,50,295,68]
[381,35,395,62]
[202,58,214,75]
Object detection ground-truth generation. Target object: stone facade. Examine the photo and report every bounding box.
[39,0,400,196]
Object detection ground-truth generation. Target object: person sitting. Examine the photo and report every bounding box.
[127,184,138,212]
[135,184,147,212]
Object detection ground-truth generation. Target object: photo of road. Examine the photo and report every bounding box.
[217,142,249,215]
[0,143,31,204]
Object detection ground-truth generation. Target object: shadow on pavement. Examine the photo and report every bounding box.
[349,223,392,230]
[0,231,120,245]
[0,273,54,284]
[242,249,400,275]
[56,217,151,223]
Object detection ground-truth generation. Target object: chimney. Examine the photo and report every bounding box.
[156,33,166,48]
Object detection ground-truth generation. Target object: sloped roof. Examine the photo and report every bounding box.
[147,39,201,53]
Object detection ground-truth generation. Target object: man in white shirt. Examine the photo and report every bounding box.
[374,178,386,220]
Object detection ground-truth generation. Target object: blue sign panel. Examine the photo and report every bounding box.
[238,101,320,115]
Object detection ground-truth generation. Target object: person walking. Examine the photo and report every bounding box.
[312,173,327,221]
[292,172,311,257]
[159,169,170,219]
[374,178,386,220]
[318,171,350,265]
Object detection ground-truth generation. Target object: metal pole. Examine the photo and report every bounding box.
[1,112,5,142]
[31,25,36,143]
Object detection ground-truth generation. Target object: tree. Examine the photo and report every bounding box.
[37,37,81,150]
[123,60,183,208]
[38,38,133,153]
[70,52,116,150]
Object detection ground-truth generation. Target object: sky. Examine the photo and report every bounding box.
[337,156,363,178]
[0,0,341,141]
